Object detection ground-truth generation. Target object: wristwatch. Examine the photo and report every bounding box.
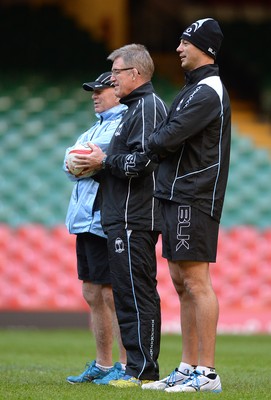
[101,156,107,170]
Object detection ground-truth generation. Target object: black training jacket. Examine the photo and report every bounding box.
[100,81,168,232]
[147,64,231,222]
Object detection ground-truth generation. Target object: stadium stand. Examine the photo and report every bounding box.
[0,2,270,333]
[0,72,271,333]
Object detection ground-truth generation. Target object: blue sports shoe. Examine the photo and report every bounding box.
[66,360,108,384]
[93,362,125,385]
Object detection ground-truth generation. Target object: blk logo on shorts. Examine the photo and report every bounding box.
[115,237,125,253]
[176,205,191,251]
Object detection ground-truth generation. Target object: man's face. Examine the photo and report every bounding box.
[176,39,210,71]
[91,87,117,113]
[110,57,137,99]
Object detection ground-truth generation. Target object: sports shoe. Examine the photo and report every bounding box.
[142,367,191,390]
[66,360,108,384]
[109,374,153,388]
[93,362,125,385]
[165,370,222,393]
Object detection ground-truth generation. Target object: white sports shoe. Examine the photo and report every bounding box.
[165,370,222,393]
[141,368,191,391]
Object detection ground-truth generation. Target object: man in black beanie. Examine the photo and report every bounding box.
[180,18,224,60]
[142,18,231,393]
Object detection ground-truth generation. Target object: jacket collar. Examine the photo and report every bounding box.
[184,64,219,85]
[96,104,127,122]
[120,81,154,106]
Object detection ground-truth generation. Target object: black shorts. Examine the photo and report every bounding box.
[161,201,219,262]
[76,232,111,284]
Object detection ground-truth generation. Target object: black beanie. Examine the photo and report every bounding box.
[181,18,223,59]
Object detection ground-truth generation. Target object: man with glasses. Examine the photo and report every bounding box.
[73,44,168,387]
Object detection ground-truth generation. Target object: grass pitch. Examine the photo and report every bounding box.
[0,329,270,399]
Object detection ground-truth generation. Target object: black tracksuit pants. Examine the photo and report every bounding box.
[107,228,161,380]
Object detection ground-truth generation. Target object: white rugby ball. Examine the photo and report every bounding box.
[67,143,94,177]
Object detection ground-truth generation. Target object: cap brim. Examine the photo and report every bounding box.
[82,82,111,91]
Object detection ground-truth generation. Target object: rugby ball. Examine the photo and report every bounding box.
[67,143,94,177]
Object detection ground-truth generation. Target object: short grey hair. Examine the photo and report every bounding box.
[107,44,154,80]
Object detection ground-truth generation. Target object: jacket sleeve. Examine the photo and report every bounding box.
[106,152,158,179]
[148,85,221,156]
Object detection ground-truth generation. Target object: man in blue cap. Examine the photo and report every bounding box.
[64,72,127,385]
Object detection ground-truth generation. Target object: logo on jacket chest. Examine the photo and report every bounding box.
[115,237,125,253]
[183,86,202,109]
[114,122,124,136]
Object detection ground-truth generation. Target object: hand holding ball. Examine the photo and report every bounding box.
[66,143,95,177]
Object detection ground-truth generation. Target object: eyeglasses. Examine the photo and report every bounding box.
[111,67,135,76]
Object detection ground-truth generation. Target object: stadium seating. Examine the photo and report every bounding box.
[1,73,271,228]
[0,73,271,333]
[0,224,270,333]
